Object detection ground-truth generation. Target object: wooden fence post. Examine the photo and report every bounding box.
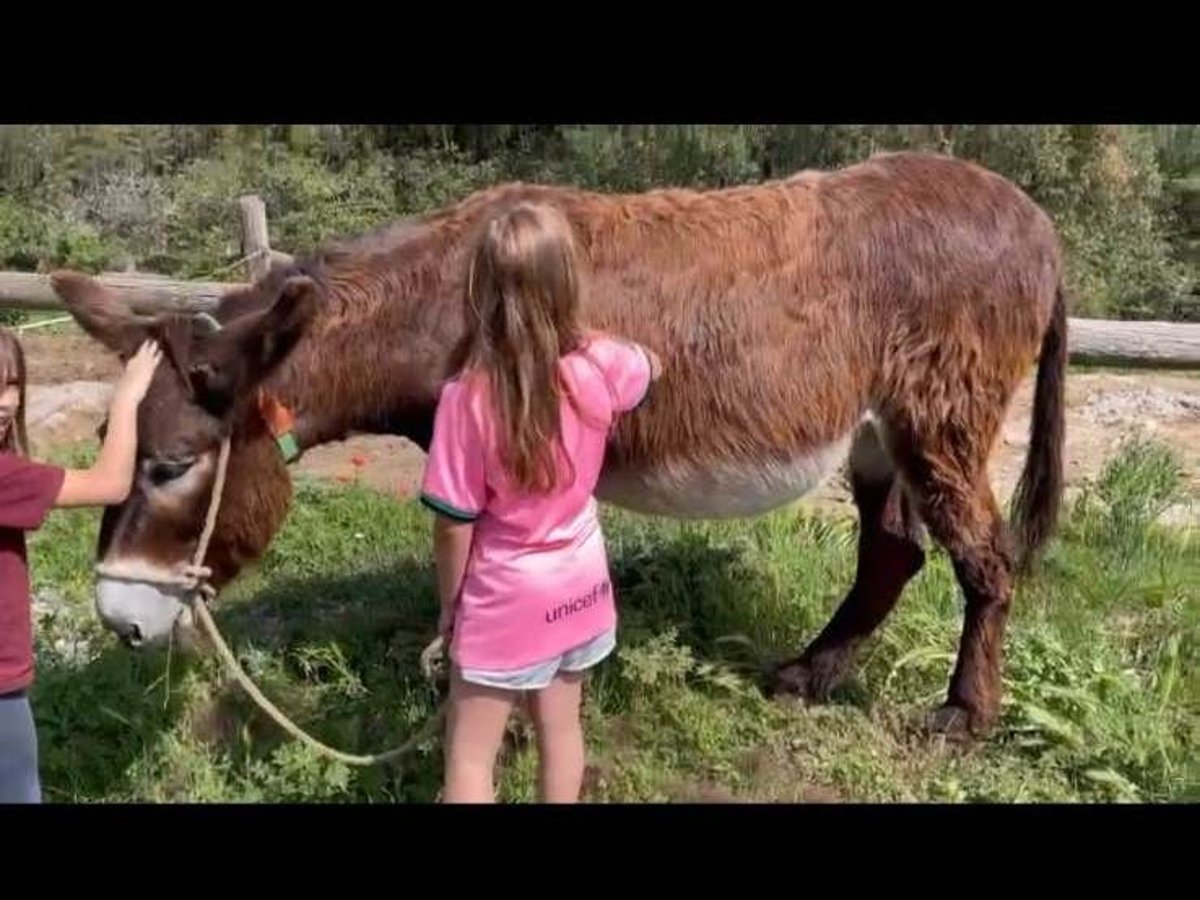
[239,195,273,281]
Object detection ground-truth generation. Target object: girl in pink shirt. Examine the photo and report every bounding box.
[421,202,660,803]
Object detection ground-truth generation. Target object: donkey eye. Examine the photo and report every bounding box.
[149,458,195,485]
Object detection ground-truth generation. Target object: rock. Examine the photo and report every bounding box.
[1083,387,1200,426]
[25,381,112,429]
[1160,502,1198,528]
[24,381,113,448]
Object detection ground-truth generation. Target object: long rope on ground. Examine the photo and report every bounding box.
[192,600,446,766]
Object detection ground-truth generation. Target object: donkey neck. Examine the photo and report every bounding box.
[255,264,460,455]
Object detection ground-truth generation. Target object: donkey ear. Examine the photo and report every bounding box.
[232,275,321,384]
[186,275,320,412]
[50,270,152,357]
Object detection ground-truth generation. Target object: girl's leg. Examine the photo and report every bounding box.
[0,692,41,804]
[528,671,586,803]
[443,669,518,803]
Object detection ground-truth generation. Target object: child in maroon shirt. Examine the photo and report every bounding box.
[0,328,161,803]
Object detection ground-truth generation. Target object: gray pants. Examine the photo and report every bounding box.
[0,691,41,804]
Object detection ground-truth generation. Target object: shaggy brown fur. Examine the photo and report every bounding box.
[53,150,1067,737]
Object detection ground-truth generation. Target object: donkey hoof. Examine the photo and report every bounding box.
[924,704,978,742]
[770,661,817,701]
[770,658,843,704]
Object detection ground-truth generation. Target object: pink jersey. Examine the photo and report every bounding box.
[420,335,653,672]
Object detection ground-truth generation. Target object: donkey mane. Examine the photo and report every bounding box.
[217,164,822,327]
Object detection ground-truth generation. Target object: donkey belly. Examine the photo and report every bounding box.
[595,432,854,519]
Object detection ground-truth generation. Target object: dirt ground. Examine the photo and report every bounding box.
[19,330,1200,516]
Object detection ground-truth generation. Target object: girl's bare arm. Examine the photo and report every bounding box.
[55,340,162,508]
[433,515,475,636]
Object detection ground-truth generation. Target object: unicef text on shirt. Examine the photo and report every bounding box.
[545,581,612,624]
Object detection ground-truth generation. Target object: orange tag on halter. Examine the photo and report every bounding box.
[257,389,296,438]
[257,389,300,462]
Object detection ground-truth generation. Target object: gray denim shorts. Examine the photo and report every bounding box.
[459,627,617,691]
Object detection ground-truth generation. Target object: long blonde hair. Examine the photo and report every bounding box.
[450,203,587,493]
[0,328,30,455]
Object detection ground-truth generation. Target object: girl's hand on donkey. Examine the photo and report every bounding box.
[112,340,163,410]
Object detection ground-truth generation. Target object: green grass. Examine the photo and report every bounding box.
[25,437,1199,803]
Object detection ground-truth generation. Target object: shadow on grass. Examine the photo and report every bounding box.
[33,558,444,801]
[606,521,860,698]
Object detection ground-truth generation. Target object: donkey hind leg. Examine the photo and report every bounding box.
[892,415,1016,740]
[919,476,1014,739]
[772,421,927,702]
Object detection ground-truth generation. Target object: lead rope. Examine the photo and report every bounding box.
[174,437,447,767]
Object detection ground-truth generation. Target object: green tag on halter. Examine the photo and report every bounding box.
[276,431,300,463]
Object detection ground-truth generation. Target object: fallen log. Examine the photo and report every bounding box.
[1066,317,1200,369]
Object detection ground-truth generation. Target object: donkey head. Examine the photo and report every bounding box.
[52,271,320,648]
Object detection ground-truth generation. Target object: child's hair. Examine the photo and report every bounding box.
[0,327,29,456]
[450,202,587,494]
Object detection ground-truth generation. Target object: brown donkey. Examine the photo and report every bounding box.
[52,151,1066,737]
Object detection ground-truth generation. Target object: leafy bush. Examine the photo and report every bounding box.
[0,195,52,269]
[392,146,499,215]
[67,168,170,262]
[0,195,116,276]
[164,154,253,277]
[256,150,396,253]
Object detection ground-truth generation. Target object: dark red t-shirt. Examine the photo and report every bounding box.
[0,452,65,695]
